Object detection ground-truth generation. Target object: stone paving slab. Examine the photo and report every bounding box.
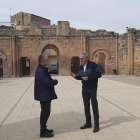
[0,76,140,140]
[102,75,140,87]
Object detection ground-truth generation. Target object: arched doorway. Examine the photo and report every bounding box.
[0,57,3,77]
[20,57,30,76]
[71,57,80,74]
[92,49,111,75]
[0,50,7,77]
[42,44,59,75]
[96,53,105,74]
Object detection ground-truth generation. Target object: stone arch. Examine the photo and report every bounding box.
[0,51,8,77]
[42,44,59,55]
[92,49,111,60]
[92,49,111,75]
[0,50,7,61]
[42,44,59,74]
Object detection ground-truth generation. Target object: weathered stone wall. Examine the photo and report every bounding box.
[18,37,42,76]
[98,53,105,74]
[69,28,92,35]
[0,29,29,36]
[58,36,81,75]
[134,30,140,76]
[23,13,31,25]
[31,15,50,25]
[0,37,12,77]
[118,33,128,75]
[42,26,57,35]
[134,46,140,76]
[69,28,115,36]
[17,36,82,76]
[11,12,50,26]
[11,12,23,24]
[3,13,140,78]
[57,21,69,35]
[88,36,117,74]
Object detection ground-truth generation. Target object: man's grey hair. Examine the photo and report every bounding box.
[38,54,48,63]
[80,53,88,58]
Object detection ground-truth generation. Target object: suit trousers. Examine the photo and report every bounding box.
[40,101,51,133]
[82,88,99,127]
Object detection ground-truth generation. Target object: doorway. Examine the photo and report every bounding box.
[43,49,58,74]
[96,53,105,74]
[71,57,80,74]
[20,57,30,76]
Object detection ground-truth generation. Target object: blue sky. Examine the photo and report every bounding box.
[0,0,139,34]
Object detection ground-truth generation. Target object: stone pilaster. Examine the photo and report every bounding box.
[10,36,13,77]
[128,33,134,75]
[15,36,19,77]
[81,35,87,53]
[116,35,119,74]
[11,36,16,77]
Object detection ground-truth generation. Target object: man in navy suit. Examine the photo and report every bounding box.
[71,53,101,133]
[34,54,58,138]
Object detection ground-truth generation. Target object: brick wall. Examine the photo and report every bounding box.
[134,30,140,76]
[2,16,140,77]
[118,34,128,75]
[88,36,117,74]
[11,12,23,24]
[69,28,114,36]
[42,26,57,35]
[0,29,29,36]
[0,37,12,77]
[23,13,31,25]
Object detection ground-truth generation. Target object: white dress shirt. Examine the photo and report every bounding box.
[83,63,87,72]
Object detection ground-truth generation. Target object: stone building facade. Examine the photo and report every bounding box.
[0,12,140,78]
[11,12,50,26]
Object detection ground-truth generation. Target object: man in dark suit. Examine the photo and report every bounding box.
[70,53,101,133]
[34,54,58,138]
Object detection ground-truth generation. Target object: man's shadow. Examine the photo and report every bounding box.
[49,112,136,135]
[99,115,136,129]
[0,112,136,138]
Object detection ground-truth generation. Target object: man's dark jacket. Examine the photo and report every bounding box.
[34,64,58,101]
[75,60,101,89]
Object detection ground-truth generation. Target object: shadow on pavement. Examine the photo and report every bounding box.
[100,115,136,129]
[0,112,136,139]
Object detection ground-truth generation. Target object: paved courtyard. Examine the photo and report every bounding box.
[0,75,140,140]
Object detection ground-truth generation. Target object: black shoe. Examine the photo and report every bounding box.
[93,126,99,133]
[46,128,53,133]
[40,132,54,138]
[80,123,92,129]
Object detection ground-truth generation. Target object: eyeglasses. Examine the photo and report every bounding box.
[79,58,84,60]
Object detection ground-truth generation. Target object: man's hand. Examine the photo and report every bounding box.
[54,79,58,85]
[70,72,76,78]
[82,76,88,81]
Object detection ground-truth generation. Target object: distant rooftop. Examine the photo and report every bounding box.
[11,11,50,21]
